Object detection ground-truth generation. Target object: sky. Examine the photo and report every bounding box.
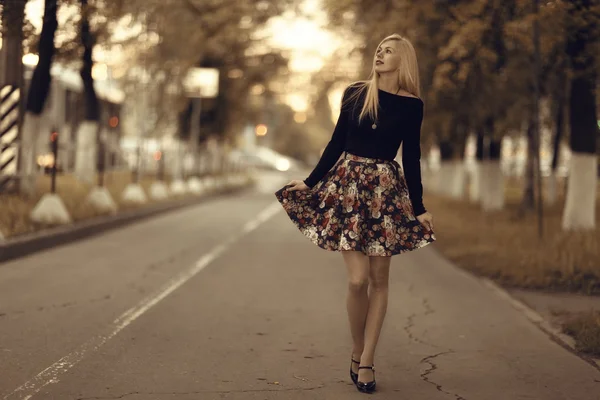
[261,0,350,113]
[265,0,343,73]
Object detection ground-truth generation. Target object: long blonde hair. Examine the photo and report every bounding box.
[345,34,421,123]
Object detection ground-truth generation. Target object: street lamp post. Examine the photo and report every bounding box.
[183,67,219,177]
[189,97,202,176]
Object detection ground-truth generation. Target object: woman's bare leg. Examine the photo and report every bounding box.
[359,255,391,382]
[342,250,370,375]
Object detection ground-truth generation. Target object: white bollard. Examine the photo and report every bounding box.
[187,177,203,195]
[170,179,187,196]
[86,186,118,214]
[150,181,169,200]
[30,193,72,225]
[122,183,147,204]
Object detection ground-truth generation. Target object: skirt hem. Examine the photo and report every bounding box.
[295,224,436,257]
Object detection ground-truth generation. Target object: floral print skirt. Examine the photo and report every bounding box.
[274,152,436,257]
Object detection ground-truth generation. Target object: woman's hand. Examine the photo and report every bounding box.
[286,179,309,192]
[416,211,434,231]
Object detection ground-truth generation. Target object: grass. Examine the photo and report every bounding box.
[562,311,600,358]
[0,171,205,239]
[428,177,600,294]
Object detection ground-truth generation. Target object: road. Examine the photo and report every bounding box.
[1,171,599,400]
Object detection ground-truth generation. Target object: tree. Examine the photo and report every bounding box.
[561,0,599,230]
[19,0,59,197]
[94,0,298,144]
[74,0,101,185]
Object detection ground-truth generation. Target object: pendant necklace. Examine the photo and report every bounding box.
[372,86,401,130]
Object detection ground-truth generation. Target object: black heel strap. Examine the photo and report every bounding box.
[358,365,375,371]
[351,358,360,364]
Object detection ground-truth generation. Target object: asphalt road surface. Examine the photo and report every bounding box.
[1,171,599,400]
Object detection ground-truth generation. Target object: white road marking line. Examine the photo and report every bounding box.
[4,202,282,400]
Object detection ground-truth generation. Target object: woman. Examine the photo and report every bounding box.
[274,34,435,394]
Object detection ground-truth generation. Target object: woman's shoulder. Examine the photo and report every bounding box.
[397,88,420,98]
[384,91,424,119]
[389,89,423,103]
[391,92,424,113]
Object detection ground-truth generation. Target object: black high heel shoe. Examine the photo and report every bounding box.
[356,365,376,394]
[350,358,360,384]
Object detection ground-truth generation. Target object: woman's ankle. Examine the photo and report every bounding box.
[360,354,374,366]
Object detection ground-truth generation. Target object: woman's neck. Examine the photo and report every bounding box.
[377,73,400,94]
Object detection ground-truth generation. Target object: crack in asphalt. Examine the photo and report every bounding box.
[421,351,467,400]
[404,312,432,346]
[75,386,326,399]
[403,296,439,348]
[423,298,434,316]
[405,286,466,399]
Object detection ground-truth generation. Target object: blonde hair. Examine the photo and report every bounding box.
[345,34,421,123]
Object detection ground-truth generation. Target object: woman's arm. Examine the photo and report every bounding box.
[401,101,426,216]
[303,86,353,188]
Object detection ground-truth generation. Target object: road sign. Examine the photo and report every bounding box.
[183,68,219,98]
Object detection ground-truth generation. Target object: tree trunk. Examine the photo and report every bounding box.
[450,132,468,199]
[482,137,505,211]
[479,117,504,211]
[521,118,535,212]
[546,77,566,206]
[469,129,485,203]
[25,0,58,115]
[74,0,101,184]
[18,0,59,197]
[562,74,597,230]
[437,139,454,196]
[436,120,468,199]
[562,0,598,230]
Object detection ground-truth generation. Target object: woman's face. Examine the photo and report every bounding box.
[374,40,401,74]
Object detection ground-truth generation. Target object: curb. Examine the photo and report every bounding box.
[481,277,600,372]
[0,184,253,265]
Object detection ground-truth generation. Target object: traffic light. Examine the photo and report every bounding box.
[49,130,58,152]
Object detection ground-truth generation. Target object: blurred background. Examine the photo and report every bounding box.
[0,0,598,204]
[0,1,600,392]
